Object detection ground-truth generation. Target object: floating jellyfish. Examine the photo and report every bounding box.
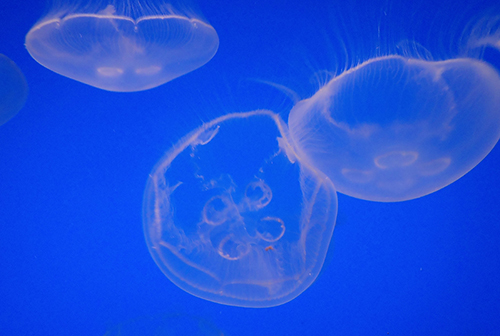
[25,1,219,92]
[287,36,500,202]
[104,312,225,336]
[143,110,337,308]
[0,54,28,126]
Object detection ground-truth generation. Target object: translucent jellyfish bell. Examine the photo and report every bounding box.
[288,54,500,202]
[143,110,337,307]
[0,54,28,126]
[25,1,219,92]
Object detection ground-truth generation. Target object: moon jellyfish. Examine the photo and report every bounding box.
[104,312,225,336]
[25,1,219,92]
[288,44,500,202]
[0,54,28,126]
[143,110,337,307]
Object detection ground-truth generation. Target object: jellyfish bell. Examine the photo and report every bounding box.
[287,50,500,202]
[143,110,337,307]
[25,0,219,92]
[0,54,28,126]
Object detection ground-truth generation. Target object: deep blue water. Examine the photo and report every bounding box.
[1,0,500,335]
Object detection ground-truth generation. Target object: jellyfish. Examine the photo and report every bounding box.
[0,54,28,126]
[286,17,500,202]
[104,312,225,336]
[143,110,337,308]
[25,1,219,92]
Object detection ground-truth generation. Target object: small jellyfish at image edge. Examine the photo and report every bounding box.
[0,54,28,126]
[25,0,219,92]
[143,110,337,308]
[287,17,500,202]
[103,312,226,336]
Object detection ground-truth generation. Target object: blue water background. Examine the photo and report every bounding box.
[1,0,500,334]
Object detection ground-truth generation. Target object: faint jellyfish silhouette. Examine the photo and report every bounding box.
[25,1,219,92]
[104,312,226,336]
[0,54,28,126]
[143,110,337,307]
[287,27,500,202]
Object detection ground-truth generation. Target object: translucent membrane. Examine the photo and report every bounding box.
[143,110,337,307]
[25,4,219,92]
[288,56,500,202]
[0,54,28,126]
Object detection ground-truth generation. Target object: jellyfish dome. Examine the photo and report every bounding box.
[25,1,219,92]
[288,55,500,202]
[0,54,28,126]
[143,110,337,307]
